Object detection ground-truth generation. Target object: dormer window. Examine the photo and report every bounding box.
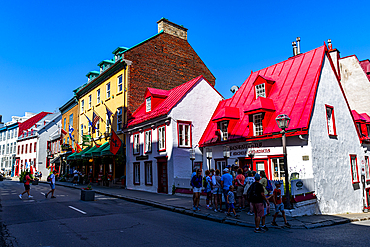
[253,113,263,136]
[218,121,228,141]
[255,84,265,98]
[146,97,151,112]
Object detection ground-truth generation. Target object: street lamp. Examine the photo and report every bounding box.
[275,114,291,209]
[223,145,230,170]
[206,148,212,170]
[190,148,195,170]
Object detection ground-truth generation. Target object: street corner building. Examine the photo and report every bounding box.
[60,18,216,184]
[125,75,223,194]
[199,44,366,215]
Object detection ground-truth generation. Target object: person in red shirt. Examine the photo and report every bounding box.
[271,181,290,227]
[235,168,245,210]
[19,171,33,199]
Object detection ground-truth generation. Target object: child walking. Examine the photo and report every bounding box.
[226,186,240,218]
[271,181,291,227]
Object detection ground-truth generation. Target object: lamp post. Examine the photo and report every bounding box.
[223,145,230,170]
[248,153,254,171]
[206,148,212,170]
[275,114,291,209]
[190,148,195,170]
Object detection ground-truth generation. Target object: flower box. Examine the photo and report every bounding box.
[81,189,95,201]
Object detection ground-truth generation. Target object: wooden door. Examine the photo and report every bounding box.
[157,161,168,194]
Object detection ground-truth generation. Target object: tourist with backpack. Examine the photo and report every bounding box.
[45,170,58,199]
[247,174,268,233]
[212,169,222,212]
[19,171,33,199]
[191,169,202,211]
[244,171,255,215]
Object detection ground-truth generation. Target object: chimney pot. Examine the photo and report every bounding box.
[292,41,298,56]
[296,37,301,54]
[328,39,332,50]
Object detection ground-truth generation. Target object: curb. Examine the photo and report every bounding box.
[44,181,370,229]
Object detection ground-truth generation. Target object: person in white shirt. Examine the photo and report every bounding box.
[45,170,57,199]
[73,169,79,186]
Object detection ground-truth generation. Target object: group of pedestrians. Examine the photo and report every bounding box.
[191,167,290,233]
[18,170,58,200]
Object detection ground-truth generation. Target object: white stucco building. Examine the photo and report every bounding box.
[125,76,223,193]
[200,45,365,215]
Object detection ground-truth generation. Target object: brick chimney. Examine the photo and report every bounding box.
[157,18,188,40]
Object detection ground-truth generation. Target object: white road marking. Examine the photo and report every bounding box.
[41,192,45,195]
[68,206,87,215]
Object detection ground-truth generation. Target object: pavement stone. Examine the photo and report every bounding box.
[36,180,370,229]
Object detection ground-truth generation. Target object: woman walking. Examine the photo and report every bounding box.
[19,171,33,199]
[191,169,202,211]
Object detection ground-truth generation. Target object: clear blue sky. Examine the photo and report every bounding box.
[1,0,370,122]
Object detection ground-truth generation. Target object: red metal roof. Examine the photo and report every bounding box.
[352,110,367,122]
[200,45,328,146]
[18,112,51,136]
[359,59,370,81]
[128,75,215,127]
[360,113,370,123]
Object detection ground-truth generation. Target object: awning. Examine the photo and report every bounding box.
[101,142,114,156]
[82,145,100,158]
[92,142,110,157]
[74,147,92,160]
[50,156,60,164]
[67,152,78,160]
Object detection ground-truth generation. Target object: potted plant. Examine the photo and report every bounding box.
[81,185,95,201]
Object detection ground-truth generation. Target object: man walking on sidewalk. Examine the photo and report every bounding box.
[248,174,268,233]
[19,171,33,199]
[45,170,57,199]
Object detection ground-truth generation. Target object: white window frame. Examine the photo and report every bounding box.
[219,121,228,141]
[97,89,101,104]
[253,113,263,136]
[144,130,152,153]
[117,107,122,132]
[146,97,151,112]
[158,126,166,151]
[255,83,266,98]
[133,133,140,155]
[118,75,123,93]
[81,100,84,112]
[107,82,111,99]
[326,105,336,136]
[350,155,359,183]
[178,122,191,147]
[88,94,92,109]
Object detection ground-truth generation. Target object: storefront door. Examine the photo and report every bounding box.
[253,159,268,176]
[157,161,168,194]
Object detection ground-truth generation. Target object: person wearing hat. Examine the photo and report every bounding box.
[221,168,233,212]
[249,173,268,233]
[271,181,290,227]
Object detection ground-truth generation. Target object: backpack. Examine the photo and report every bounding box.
[266,179,273,192]
[247,183,260,203]
[202,176,208,188]
[47,175,52,182]
[23,177,27,183]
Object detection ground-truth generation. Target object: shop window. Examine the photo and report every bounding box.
[356,123,362,136]
[81,100,84,112]
[25,144,28,154]
[255,83,266,98]
[271,157,285,181]
[178,122,191,148]
[218,121,228,141]
[158,125,166,151]
[144,130,152,153]
[6,144,9,154]
[253,113,263,136]
[326,105,336,136]
[134,162,140,185]
[29,143,32,153]
[146,97,151,112]
[366,156,370,181]
[133,133,140,155]
[216,160,226,172]
[145,161,153,185]
[118,75,123,93]
[117,107,122,132]
[17,146,20,155]
[97,89,101,104]
[106,82,111,99]
[350,155,359,183]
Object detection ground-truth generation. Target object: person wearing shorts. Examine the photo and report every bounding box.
[271,181,290,227]
[45,170,57,199]
[212,169,222,212]
[19,172,33,199]
[249,174,268,233]
[191,169,202,211]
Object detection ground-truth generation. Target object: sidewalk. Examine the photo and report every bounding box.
[47,180,370,229]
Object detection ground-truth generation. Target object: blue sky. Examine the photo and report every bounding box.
[1,0,370,122]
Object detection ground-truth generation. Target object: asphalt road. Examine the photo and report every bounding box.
[1,180,370,247]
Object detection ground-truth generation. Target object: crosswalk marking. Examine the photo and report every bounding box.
[68,206,86,214]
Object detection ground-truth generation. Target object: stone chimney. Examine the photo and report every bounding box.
[328,39,341,79]
[157,18,188,40]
